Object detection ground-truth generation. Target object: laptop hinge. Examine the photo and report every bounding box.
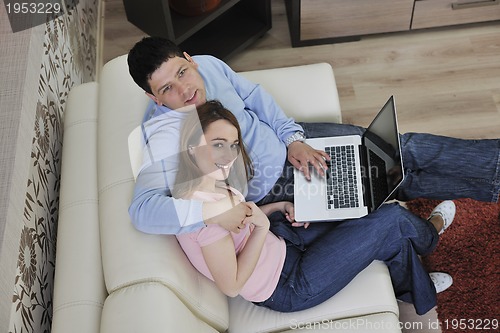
[358,144,373,212]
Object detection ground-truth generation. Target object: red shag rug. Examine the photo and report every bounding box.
[406,198,500,333]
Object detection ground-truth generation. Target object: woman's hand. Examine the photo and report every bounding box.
[258,201,310,229]
[281,201,310,229]
[282,201,295,223]
[244,202,270,230]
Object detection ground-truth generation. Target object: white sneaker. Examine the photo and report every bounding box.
[430,272,453,293]
[428,200,456,235]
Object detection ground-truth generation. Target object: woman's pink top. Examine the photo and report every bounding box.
[176,188,286,302]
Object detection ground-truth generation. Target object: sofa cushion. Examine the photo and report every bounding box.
[228,261,399,333]
[52,82,107,333]
[238,63,342,123]
[101,282,221,333]
[280,313,402,333]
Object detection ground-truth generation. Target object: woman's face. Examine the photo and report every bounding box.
[190,119,240,181]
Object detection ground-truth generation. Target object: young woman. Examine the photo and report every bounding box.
[173,100,454,315]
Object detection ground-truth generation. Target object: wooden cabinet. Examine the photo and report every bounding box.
[413,0,500,29]
[123,0,271,60]
[286,0,500,46]
[299,0,414,41]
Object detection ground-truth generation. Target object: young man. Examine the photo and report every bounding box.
[128,36,500,236]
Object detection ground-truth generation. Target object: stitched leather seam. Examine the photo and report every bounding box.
[53,300,104,313]
[59,199,98,211]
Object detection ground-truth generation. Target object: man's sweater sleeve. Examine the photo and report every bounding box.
[128,159,206,235]
[212,57,304,141]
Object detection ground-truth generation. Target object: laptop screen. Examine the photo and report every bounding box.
[362,96,404,209]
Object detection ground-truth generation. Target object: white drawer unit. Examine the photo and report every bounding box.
[286,0,500,46]
[300,0,414,40]
[412,0,500,29]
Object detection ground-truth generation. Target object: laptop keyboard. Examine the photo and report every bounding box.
[325,145,360,210]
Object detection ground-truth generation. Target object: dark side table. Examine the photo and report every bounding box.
[123,0,271,60]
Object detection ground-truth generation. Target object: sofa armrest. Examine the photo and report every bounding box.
[238,63,342,123]
[51,82,107,333]
[100,282,220,333]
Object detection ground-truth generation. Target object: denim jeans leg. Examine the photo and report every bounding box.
[256,160,295,206]
[388,242,437,315]
[260,203,438,313]
[396,133,500,202]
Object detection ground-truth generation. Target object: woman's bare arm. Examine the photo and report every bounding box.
[201,202,269,297]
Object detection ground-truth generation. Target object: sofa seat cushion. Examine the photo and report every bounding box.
[101,282,222,333]
[228,261,399,333]
[279,312,402,333]
[238,63,342,123]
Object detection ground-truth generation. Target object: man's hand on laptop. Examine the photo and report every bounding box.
[288,142,330,181]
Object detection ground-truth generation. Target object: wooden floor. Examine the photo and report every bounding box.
[103,0,500,140]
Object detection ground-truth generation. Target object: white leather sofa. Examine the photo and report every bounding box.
[51,55,401,333]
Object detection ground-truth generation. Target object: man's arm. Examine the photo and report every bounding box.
[129,160,205,234]
[222,61,329,179]
[206,56,304,143]
[129,159,251,235]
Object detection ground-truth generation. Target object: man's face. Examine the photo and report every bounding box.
[146,53,207,110]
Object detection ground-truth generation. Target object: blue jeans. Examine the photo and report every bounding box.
[256,204,438,315]
[256,122,500,314]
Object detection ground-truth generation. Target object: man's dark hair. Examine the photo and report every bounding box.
[127,37,185,94]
